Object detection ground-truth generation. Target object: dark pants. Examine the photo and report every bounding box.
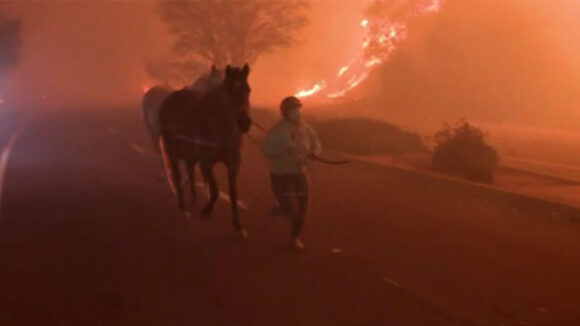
[270,173,310,239]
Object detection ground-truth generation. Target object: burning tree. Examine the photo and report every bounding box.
[0,14,21,78]
[151,0,308,85]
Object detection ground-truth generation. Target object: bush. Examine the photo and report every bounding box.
[311,118,427,156]
[432,121,499,182]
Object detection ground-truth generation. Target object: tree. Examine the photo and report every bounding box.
[0,14,21,78]
[151,0,308,85]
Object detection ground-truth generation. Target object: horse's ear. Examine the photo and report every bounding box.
[242,64,250,78]
[225,65,233,78]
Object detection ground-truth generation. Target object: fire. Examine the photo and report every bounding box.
[295,82,325,98]
[338,66,350,77]
[295,0,443,100]
[365,58,382,68]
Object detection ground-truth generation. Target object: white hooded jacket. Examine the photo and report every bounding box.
[262,119,321,174]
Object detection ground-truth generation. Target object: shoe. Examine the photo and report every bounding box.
[292,238,305,250]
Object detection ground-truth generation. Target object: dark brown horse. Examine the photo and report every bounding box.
[158,64,252,236]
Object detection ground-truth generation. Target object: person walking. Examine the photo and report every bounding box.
[262,96,321,250]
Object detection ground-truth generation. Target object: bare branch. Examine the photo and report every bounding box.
[150,0,308,84]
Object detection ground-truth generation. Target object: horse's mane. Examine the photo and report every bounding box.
[190,68,224,93]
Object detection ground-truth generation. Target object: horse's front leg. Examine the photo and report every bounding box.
[171,159,188,216]
[185,160,197,212]
[200,162,218,217]
[227,162,246,237]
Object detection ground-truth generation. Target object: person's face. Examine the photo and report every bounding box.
[286,105,302,122]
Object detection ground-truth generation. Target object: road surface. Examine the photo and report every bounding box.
[1,108,580,325]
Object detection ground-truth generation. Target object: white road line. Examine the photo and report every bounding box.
[110,128,248,210]
[130,143,148,156]
[0,126,25,216]
[382,278,401,288]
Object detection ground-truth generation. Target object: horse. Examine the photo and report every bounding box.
[158,64,252,237]
[141,65,224,153]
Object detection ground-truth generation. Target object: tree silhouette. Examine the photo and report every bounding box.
[150,0,308,85]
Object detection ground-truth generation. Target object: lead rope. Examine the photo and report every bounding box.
[249,121,350,166]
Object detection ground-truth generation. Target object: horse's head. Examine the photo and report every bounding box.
[223,64,252,133]
[223,64,251,109]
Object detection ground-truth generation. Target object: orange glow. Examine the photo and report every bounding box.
[142,85,151,93]
[338,66,349,76]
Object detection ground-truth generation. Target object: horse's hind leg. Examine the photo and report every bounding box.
[227,163,247,238]
[159,137,188,215]
[200,162,218,217]
[185,160,197,211]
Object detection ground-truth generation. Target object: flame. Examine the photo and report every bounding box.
[338,66,350,77]
[362,39,371,49]
[295,0,443,100]
[365,58,382,68]
[295,82,325,98]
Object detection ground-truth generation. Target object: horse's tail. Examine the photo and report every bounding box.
[159,136,177,195]
[143,86,171,153]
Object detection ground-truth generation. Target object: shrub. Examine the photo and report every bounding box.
[311,118,427,156]
[432,121,499,182]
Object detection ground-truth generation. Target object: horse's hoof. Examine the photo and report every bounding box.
[238,229,249,239]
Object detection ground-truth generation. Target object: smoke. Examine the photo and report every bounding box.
[3,0,580,129]
[3,1,167,109]
[364,0,580,128]
[3,0,368,108]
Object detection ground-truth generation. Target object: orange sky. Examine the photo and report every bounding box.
[1,0,367,107]
[1,0,580,128]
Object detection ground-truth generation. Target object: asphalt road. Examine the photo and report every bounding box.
[1,108,580,325]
